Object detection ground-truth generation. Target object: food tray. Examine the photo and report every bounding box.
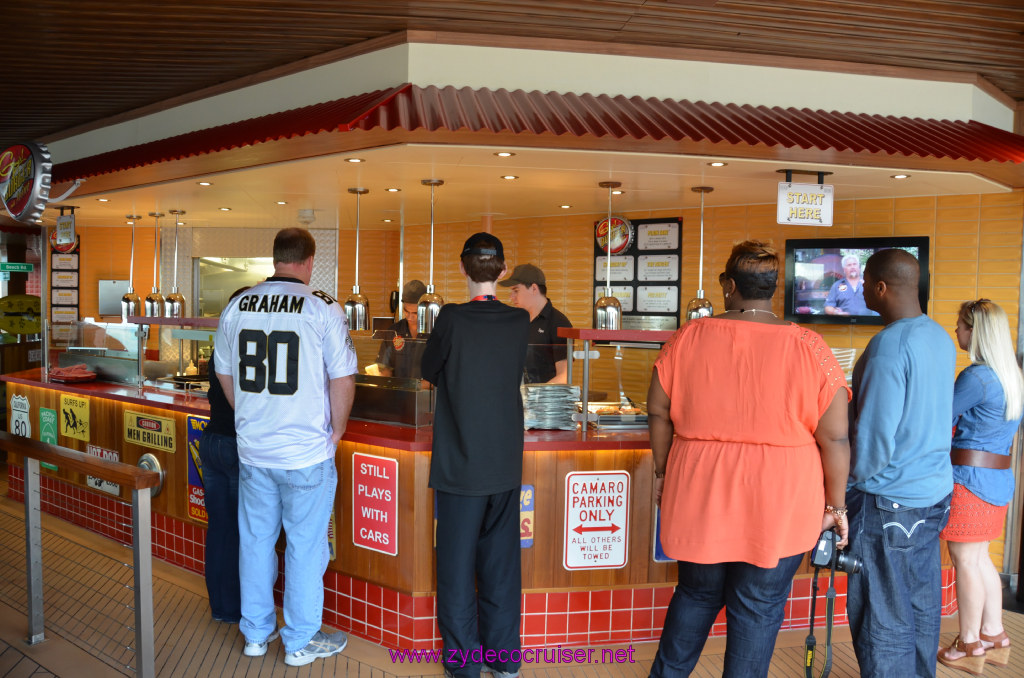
[49,373,97,383]
[583,401,648,429]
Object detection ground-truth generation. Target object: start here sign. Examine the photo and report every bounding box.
[563,471,630,570]
[352,452,398,556]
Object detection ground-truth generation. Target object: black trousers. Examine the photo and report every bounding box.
[435,488,522,677]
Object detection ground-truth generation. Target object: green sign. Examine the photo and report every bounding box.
[0,262,33,272]
[39,407,57,444]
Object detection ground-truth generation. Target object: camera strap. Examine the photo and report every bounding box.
[804,547,838,678]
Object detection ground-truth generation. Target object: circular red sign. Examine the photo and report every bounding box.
[49,229,79,254]
[595,216,633,254]
[1,142,50,223]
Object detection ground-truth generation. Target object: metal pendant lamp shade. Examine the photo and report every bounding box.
[144,212,165,316]
[344,188,370,331]
[121,215,142,322]
[163,209,186,317]
[685,186,715,322]
[417,179,444,335]
[594,181,622,330]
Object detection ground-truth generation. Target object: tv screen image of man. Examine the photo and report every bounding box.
[824,253,876,316]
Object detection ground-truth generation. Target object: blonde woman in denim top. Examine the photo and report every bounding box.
[938,299,1024,674]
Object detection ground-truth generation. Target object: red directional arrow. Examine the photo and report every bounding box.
[573,523,621,535]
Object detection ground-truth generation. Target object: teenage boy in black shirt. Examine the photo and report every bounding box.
[421,233,530,678]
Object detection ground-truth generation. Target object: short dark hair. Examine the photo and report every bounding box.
[461,234,505,283]
[723,240,779,300]
[536,283,547,296]
[273,228,316,264]
[865,248,919,290]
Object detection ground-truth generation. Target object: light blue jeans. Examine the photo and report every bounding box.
[238,458,337,653]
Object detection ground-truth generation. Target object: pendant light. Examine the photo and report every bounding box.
[417,179,444,334]
[684,186,714,321]
[144,212,165,316]
[163,209,186,317]
[594,181,622,330]
[121,215,142,322]
[343,187,370,330]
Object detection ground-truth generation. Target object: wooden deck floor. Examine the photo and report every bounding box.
[1,475,1023,677]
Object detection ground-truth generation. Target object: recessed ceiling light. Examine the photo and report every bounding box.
[501,175,519,180]
[385,187,401,192]
[219,207,232,211]
[708,161,728,167]
[97,198,109,202]
[891,173,910,179]
[176,221,185,226]
[560,204,572,209]
[127,220,135,225]
[382,218,393,223]
[197,181,212,186]
[345,158,365,163]
[494,151,516,157]
[276,201,288,205]
[612,189,624,195]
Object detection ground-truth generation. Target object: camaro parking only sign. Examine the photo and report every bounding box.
[124,411,176,453]
[563,471,630,570]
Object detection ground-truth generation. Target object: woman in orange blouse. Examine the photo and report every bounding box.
[648,241,851,678]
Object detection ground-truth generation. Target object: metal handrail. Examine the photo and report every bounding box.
[1,431,160,678]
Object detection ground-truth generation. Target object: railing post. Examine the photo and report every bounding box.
[24,457,45,645]
[132,487,155,678]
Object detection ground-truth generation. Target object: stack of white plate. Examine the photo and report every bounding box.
[522,383,581,430]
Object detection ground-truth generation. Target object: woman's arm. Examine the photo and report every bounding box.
[814,388,851,546]
[647,367,673,506]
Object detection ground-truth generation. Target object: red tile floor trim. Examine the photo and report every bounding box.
[6,467,958,649]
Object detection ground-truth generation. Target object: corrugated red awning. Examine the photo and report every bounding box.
[52,83,1024,183]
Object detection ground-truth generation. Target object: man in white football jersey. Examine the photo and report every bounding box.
[214,228,357,668]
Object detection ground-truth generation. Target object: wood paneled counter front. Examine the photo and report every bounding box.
[2,370,956,650]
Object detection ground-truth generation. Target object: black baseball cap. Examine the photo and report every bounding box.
[461,232,504,259]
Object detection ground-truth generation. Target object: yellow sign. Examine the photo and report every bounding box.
[124,411,176,453]
[60,394,90,441]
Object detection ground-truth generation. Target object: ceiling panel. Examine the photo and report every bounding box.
[4,1,1024,153]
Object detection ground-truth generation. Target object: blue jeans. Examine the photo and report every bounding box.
[238,458,337,653]
[199,431,241,622]
[649,553,804,678]
[435,489,521,678]
[846,489,951,678]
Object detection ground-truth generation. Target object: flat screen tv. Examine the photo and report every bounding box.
[784,236,930,325]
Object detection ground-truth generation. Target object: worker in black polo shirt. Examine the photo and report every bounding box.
[371,279,427,378]
[498,263,573,383]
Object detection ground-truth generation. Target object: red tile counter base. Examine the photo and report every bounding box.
[6,467,958,650]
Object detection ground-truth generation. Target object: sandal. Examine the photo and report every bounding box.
[937,636,987,676]
[979,630,1010,667]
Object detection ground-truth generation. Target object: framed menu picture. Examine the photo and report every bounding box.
[593,217,682,331]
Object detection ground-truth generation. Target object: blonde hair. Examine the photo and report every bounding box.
[959,299,1024,420]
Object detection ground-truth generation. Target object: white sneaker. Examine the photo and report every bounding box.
[284,630,348,667]
[242,629,279,657]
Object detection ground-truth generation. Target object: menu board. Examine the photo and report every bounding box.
[50,229,80,325]
[593,217,682,331]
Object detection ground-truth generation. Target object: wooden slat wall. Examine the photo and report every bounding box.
[350,190,1023,569]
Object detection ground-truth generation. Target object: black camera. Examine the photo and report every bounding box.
[810,529,862,574]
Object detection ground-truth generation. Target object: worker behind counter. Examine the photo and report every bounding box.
[499,263,572,384]
[368,279,428,379]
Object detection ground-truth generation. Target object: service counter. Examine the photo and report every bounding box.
[2,369,956,650]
